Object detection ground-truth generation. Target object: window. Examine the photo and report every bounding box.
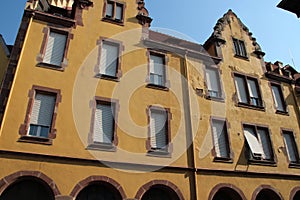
[233,38,247,58]
[243,124,274,163]
[234,74,263,108]
[147,106,171,155]
[19,86,61,144]
[211,118,231,160]
[205,66,223,99]
[97,40,121,80]
[271,83,287,113]
[148,52,166,88]
[103,0,125,23]
[37,27,72,70]
[89,98,118,150]
[282,130,300,165]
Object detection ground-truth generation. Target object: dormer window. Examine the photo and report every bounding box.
[233,38,247,58]
[103,0,125,25]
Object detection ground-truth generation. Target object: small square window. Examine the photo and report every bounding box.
[243,125,275,163]
[103,0,125,24]
[282,130,300,165]
[271,83,287,113]
[234,74,263,108]
[211,119,231,160]
[233,38,247,58]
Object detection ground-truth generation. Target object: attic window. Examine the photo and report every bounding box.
[233,38,247,58]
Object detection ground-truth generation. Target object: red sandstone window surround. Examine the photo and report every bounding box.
[102,0,126,25]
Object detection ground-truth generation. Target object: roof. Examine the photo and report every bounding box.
[277,0,300,18]
[0,35,11,58]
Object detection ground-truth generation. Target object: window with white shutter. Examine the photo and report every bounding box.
[206,67,222,98]
[99,41,119,78]
[28,92,56,138]
[282,130,300,164]
[93,102,115,145]
[103,0,125,23]
[243,125,274,162]
[149,108,169,152]
[211,119,231,160]
[149,53,166,87]
[271,84,287,113]
[43,31,67,66]
[234,74,263,107]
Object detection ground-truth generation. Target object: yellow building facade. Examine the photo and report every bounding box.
[0,1,299,200]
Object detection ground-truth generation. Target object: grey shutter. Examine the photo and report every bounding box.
[272,85,285,111]
[115,4,123,20]
[93,103,114,144]
[212,120,229,158]
[257,128,272,160]
[100,42,118,77]
[234,76,248,103]
[29,93,56,137]
[150,110,167,149]
[283,133,298,162]
[244,127,264,157]
[43,32,67,66]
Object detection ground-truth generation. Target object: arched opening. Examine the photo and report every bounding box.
[75,181,122,200]
[0,177,55,200]
[293,190,300,200]
[256,189,281,200]
[141,185,180,200]
[212,187,243,200]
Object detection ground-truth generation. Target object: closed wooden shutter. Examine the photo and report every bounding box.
[271,85,285,111]
[244,126,264,158]
[29,92,56,137]
[150,54,164,86]
[150,110,167,149]
[234,76,248,103]
[43,32,67,66]
[115,4,123,20]
[212,120,229,158]
[100,42,118,77]
[283,132,298,162]
[257,128,272,160]
[93,103,114,144]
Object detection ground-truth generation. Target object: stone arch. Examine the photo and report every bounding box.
[290,186,300,200]
[135,180,184,200]
[70,176,126,199]
[208,183,246,200]
[252,185,283,200]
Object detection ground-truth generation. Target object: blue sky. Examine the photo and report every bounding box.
[1,0,300,71]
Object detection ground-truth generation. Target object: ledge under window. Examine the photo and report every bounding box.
[37,62,65,71]
[95,74,120,82]
[206,95,225,102]
[275,110,289,115]
[234,54,249,61]
[237,102,265,111]
[248,159,277,166]
[102,17,124,26]
[146,83,169,91]
[147,149,171,158]
[213,157,233,163]
[289,162,300,168]
[18,136,52,145]
[87,143,116,152]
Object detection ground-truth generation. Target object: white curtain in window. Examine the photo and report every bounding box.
[244,127,264,158]
[43,32,67,66]
[247,79,259,98]
[283,133,298,162]
[100,43,118,77]
[206,68,219,92]
[93,104,114,144]
[212,120,229,158]
[115,4,123,20]
[150,110,167,149]
[30,93,56,126]
[235,76,248,103]
[271,85,285,111]
[257,128,272,160]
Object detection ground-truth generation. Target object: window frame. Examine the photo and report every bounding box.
[37,26,73,71]
[102,0,126,25]
[281,129,300,167]
[233,73,264,109]
[146,50,169,90]
[232,38,248,59]
[205,65,224,101]
[242,123,276,165]
[96,37,123,81]
[269,82,288,114]
[146,106,172,157]
[87,96,119,151]
[210,117,233,162]
[18,85,62,145]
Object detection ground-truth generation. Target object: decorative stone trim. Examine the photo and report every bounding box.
[0,171,60,196]
[70,176,126,199]
[251,185,283,200]
[134,180,184,200]
[208,183,246,200]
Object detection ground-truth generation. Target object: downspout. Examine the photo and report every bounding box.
[181,50,198,200]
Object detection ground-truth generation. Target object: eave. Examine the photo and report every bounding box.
[277,0,300,18]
